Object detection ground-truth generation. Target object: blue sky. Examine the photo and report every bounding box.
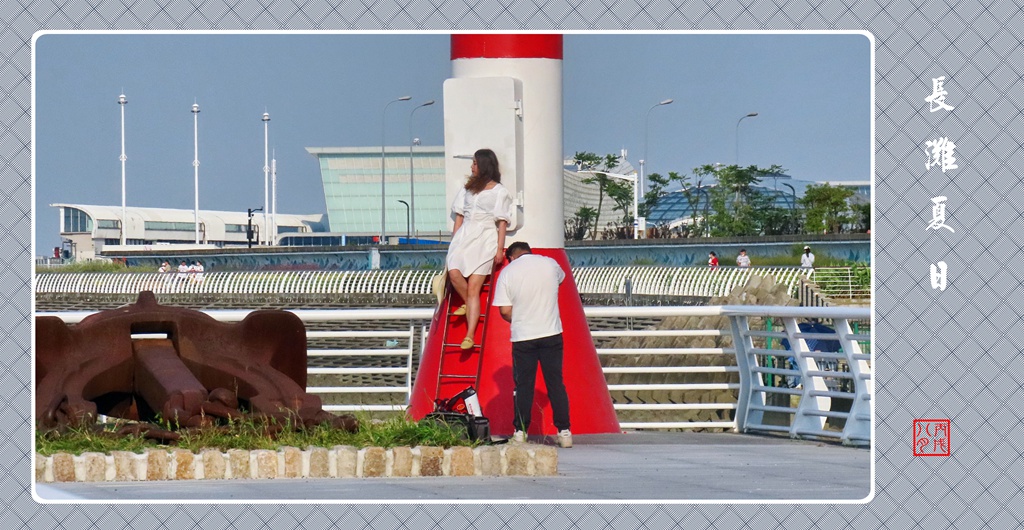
[33,32,871,251]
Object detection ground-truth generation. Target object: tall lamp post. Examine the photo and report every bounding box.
[397,199,411,242]
[579,169,640,239]
[262,112,270,245]
[381,96,412,244]
[408,99,434,241]
[118,93,127,245]
[735,112,758,164]
[640,98,673,196]
[191,102,200,244]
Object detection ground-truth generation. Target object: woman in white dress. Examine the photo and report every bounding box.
[447,148,514,350]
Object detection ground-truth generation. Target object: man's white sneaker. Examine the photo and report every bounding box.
[511,430,526,443]
[557,429,573,448]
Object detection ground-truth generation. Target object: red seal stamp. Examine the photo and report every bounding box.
[913,419,950,456]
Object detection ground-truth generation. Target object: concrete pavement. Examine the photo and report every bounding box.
[36,431,870,502]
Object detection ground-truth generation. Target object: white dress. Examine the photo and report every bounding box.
[446,183,514,276]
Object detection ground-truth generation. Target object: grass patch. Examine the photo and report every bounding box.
[36,413,478,456]
[36,260,131,274]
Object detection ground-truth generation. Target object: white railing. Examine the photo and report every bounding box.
[38,305,870,445]
[35,266,816,298]
[573,266,814,298]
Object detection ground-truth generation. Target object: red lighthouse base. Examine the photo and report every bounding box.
[408,248,620,436]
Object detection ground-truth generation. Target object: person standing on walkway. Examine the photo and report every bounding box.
[708,251,719,268]
[800,245,816,268]
[445,148,514,350]
[176,260,190,283]
[736,249,751,267]
[493,241,572,448]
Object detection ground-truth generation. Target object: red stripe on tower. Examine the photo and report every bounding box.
[451,34,563,60]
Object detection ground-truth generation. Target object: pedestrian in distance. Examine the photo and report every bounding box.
[736,249,751,268]
[192,260,205,283]
[445,148,514,350]
[176,260,189,283]
[800,245,815,268]
[708,251,719,268]
[493,241,573,448]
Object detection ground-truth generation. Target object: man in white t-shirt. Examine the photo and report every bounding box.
[492,241,572,448]
[177,260,190,283]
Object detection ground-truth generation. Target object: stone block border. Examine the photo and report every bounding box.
[36,444,558,483]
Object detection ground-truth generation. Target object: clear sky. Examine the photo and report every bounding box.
[33,32,871,252]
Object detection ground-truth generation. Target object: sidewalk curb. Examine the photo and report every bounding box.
[36,444,558,483]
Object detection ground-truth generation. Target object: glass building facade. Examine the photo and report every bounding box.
[307,146,448,238]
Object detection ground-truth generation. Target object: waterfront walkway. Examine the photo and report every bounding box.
[37,431,870,502]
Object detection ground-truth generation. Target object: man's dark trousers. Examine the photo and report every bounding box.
[511,333,570,432]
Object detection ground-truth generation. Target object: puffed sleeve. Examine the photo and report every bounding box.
[450,187,467,216]
[492,185,514,223]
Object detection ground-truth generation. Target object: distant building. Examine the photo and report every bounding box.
[646,174,870,231]
[306,145,625,241]
[50,148,869,260]
[51,203,327,260]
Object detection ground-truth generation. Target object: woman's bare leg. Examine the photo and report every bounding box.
[464,274,487,343]
[448,269,468,303]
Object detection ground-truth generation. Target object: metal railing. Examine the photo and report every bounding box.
[803,267,871,302]
[35,266,821,298]
[39,305,871,445]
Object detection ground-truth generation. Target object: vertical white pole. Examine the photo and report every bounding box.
[271,156,277,245]
[192,102,200,244]
[262,112,270,245]
[118,93,127,245]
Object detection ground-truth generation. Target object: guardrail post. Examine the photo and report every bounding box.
[728,314,759,433]
[836,318,871,445]
[782,317,830,437]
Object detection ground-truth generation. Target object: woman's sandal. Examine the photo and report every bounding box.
[452,304,467,316]
[460,337,474,350]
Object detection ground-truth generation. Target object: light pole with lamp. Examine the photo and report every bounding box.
[118,93,127,245]
[380,96,412,244]
[578,169,640,239]
[640,99,673,238]
[735,112,758,165]
[397,199,411,242]
[191,102,200,244]
[408,99,434,242]
[641,98,673,195]
[262,112,270,245]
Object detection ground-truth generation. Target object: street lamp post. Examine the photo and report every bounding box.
[397,199,411,242]
[118,93,127,245]
[262,112,270,245]
[191,102,200,244]
[735,112,758,165]
[381,96,412,244]
[579,169,640,239]
[641,98,673,197]
[408,100,435,242]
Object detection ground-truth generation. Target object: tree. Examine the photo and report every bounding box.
[564,206,598,241]
[851,202,871,233]
[573,151,624,240]
[800,183,855,234]
[641,171,688,227]
[694,164,786,237]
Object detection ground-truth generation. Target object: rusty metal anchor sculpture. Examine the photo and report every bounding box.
[36,291,357,434]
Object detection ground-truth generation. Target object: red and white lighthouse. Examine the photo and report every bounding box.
[408,34,620,436]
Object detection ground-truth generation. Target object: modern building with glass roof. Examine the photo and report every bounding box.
[646,173,870,230]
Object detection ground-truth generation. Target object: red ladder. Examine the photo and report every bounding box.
[433,274,498,404]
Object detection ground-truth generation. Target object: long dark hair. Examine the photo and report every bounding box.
[465,148,501,193]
